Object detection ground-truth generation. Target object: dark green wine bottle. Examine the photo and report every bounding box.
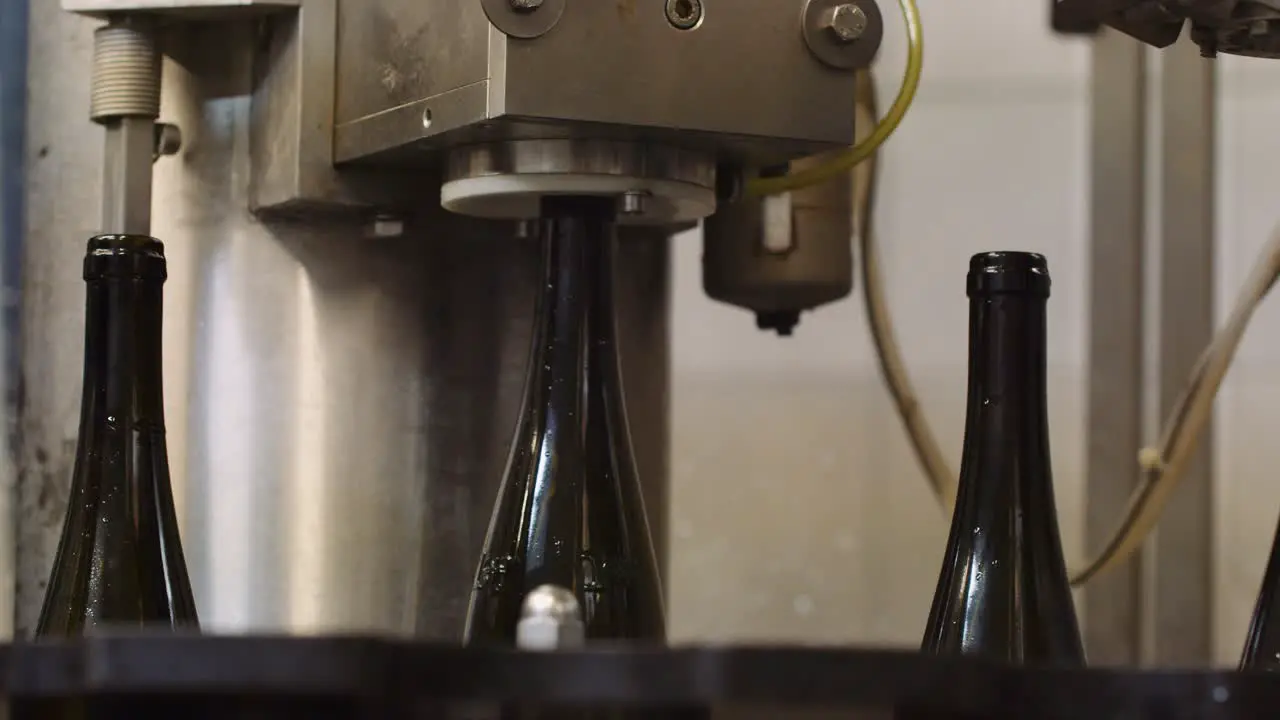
[464,196,665,646]
[920,252,1083,664]
[36,234,198,636]
[1241,515,1280,670]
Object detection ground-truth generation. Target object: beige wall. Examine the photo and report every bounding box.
[1215,57,1280,665]
[667,0,1280,667]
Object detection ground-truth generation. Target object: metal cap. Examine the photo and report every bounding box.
[84,234,167,282]
[967,251,1051,298]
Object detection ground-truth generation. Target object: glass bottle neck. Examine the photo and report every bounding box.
[963,293,1050,469]
[530,201,622,417]
[81,273,166,430]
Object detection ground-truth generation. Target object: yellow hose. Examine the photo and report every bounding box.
[745,0,923,198]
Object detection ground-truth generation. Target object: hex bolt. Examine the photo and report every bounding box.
[620,190,651,216]
[510,0,543,11]
[367,214,406,239]
[822,3,868,43]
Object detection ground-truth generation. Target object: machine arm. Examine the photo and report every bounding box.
[1055,0,1280,57]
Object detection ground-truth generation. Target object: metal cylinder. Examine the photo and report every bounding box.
[90,22,161,122]
[702,153,854,335]
[17,17,671,639]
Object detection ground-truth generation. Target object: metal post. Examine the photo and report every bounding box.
[0,0,29,639]
[1085,29,1147,666]
[1150,37,1216,667]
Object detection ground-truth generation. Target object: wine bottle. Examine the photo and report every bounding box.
[36,234,198,636]
[920,252,1083,664]
[1241,516,1280,670]
[464,196,665,646]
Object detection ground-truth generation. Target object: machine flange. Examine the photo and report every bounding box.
[441,140,718,225]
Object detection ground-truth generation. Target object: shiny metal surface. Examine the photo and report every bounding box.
[1084,29,1147,666]
[69,0,404,214]
[516,585,585,651]
[446,142,716,188]
[245,0,399,213]
[18,15,671,638]
[101,119,156,235]
[333,0,859,166]
[702,152,854,331]
[93,19,162,236]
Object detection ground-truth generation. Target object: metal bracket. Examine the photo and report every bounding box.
[63,0,411,215]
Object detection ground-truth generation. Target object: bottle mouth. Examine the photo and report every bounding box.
[84,234,167,281]
[967,251,1050,297]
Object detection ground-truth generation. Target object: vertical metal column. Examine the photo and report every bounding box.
[1151,38,1216,667]
[0,0,29,639]
[1085,29,1147,666]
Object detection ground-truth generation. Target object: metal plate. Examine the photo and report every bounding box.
[480,0,566,39]
[63,0,298,18]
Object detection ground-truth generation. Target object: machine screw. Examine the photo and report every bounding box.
[665,0,704,30]
[367,213,406,239]
[152,123,183,162]
[509,0,543,11]
[822,3,868,43]
[620,190,651,216]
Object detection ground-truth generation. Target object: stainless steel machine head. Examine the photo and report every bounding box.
[65,0,877,224]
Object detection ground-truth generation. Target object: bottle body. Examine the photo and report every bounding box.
[920,252,1083,664]
[464,197,665,645]
[1241,516,1280,670]
[37,235,197,635]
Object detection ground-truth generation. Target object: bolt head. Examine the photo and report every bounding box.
[620,190,652,216]
[516,585,585,651]
[368,215,405,238]
[825,4,868,43]
[510,0,543,10]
